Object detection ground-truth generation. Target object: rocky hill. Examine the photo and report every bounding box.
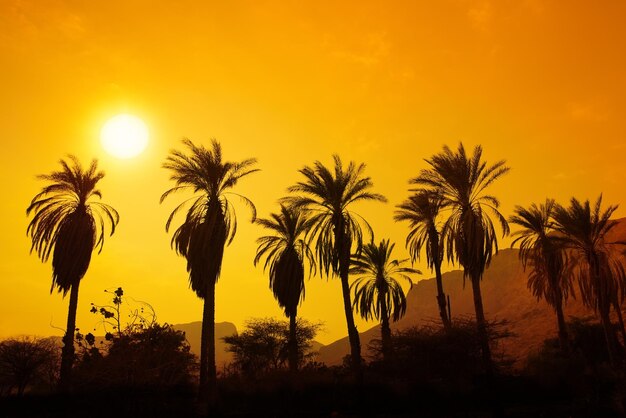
[317,218,626,368]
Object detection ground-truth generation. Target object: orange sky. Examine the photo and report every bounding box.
[1,0,625,344]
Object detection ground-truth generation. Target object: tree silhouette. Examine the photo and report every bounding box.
[552,195,626,364]
[350,239,420,361]
[0,337,58,396]
[223,317,321,377]
[509,199,572,352]
[26,156,119,390]
[254,205,315,372]
[411,143,509,376]
[285,155,386,377]
[161,138,258,402]
[395,190,451,329]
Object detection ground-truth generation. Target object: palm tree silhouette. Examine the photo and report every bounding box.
[350,239,420,361]
[395,190,451,329]
[509,199,572,352]
[411,143,509,376]
[552,195,626,364]
[161,138,258,401]
[254,204,315,372]
[26,156,119,390]
[285,155,386,376]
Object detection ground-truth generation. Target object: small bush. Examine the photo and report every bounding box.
[369,317,512,381]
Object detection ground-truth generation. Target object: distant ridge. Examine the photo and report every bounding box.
[172,321,237,368]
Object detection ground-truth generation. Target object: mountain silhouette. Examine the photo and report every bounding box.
[172,321,237,369]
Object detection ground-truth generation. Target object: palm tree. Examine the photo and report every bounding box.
[395,190,451,329]
[552,195,626,364]
[285,155,386,376]
[26,156,119,390]
[161,138,258,401]
[509,199,572,352]
[350,239,420,361]
[254,205,315,372]
[411,143,510,376]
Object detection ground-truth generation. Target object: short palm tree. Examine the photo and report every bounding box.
[552,195,626,364]
[395,190,451,329]
[26,156,119,390]
[254,204,315,372]
[411,143,510,376]
[350,239,420,361]
[161,138,258,401]
[285,155,386,376]
[509,199,572,352]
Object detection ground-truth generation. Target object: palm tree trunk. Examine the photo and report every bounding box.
[434,260,451,329]
[599,302,619,365]
[288,313,298,372]
[613,300,626,346]
[380,296,392,362]
[199,297,209,400]
[340,271,362,377]
[199,283,217,405]
[59,281,80,391]
[554,294,569,353]
[470,273,494,377]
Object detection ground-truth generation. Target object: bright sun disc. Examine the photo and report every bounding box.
[100,114,149,159]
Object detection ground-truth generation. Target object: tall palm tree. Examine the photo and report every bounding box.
[285,155,386,376]
[395,190,451,329]
[509,199,572,352]
[350,239,420,361]
[552,195,626,364]
[254,205,315,372]
[411,143,510,376]
[26,156,119,390]
[161,138,258,401]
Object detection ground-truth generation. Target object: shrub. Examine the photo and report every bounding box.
[0,337,58,396]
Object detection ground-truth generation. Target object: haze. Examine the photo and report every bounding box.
[1,0,625,345]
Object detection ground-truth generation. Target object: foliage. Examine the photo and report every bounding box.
[161,138,258,297]
[75,323,196,389]
[0,337,58,396]
[552,196,626,313]
[223,318,321,377]
[87,286,156,339]
[285,155,386,280]
[394,190,445,267]
[74,288,196,389]
[350,239,419,323]
[411,143,510,279]
[526,317,610,375]
[525,317,621,409]
[372,318,512,380]
[510,199,573,305]
[26,156,119,295]
[254,205,315,317]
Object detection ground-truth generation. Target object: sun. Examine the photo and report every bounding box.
[100,114,149,159]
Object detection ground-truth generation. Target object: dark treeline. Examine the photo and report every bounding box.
[4,139,626,417]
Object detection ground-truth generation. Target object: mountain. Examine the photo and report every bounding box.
[318,218,626,368]
[172,321,237,368]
